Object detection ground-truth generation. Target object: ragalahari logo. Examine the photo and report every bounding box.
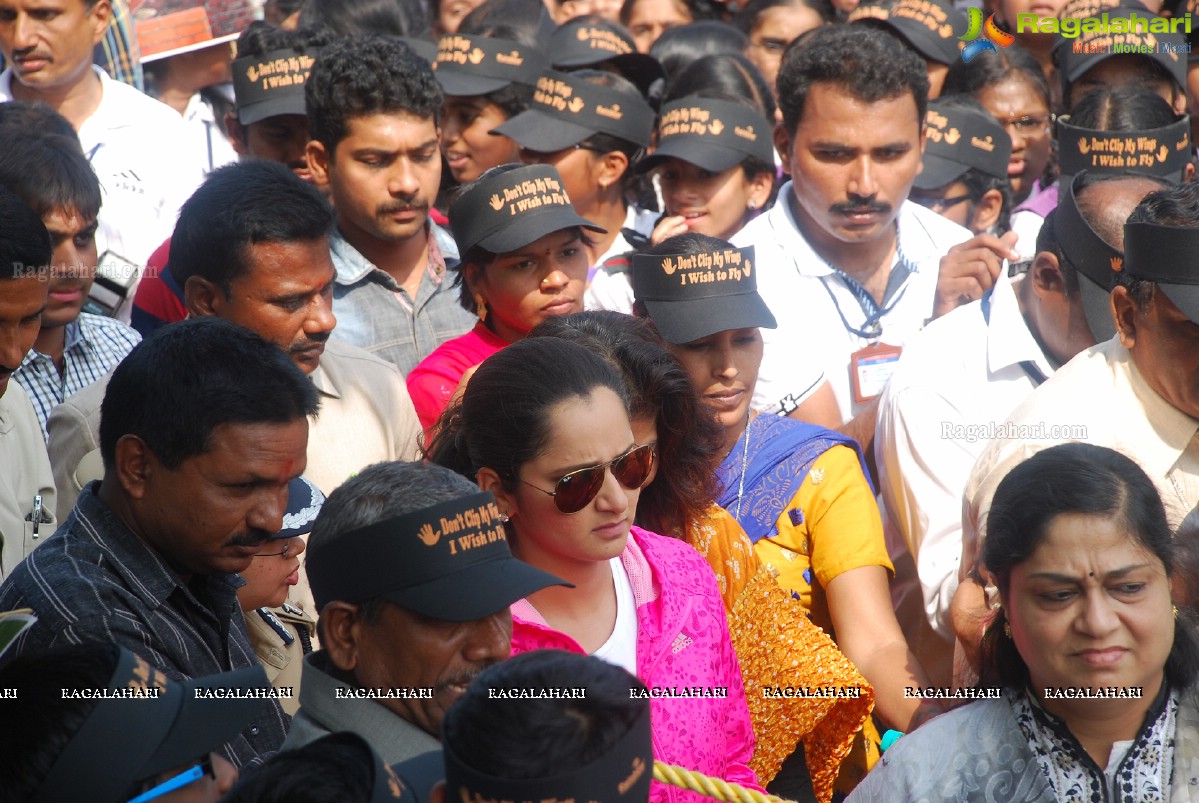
[959,9,1015,62]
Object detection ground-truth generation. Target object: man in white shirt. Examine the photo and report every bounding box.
[953,180,1199,679]
[733,25,976,449]
[0,0,201,273]
[0,186,56,580]
[875,172,1162,684]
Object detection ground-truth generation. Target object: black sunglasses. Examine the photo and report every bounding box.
[520,443,656,514]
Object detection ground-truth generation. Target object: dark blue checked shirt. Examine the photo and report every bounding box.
[0,483,288,769]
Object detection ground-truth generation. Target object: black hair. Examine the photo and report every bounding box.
[0,101,78,140]
[1119,181,1199,310]
[297,0,430,39]
[1070,85,1176,131]
[979,443,1199,691]
[619,0,721,26]
[167,160,334,297]
[942,42,1050,110]
[306,33,444,151]
[98,318,319,471]
[426,337,630,487]
[0,132,101,223]
[461,0,555,46]
[0,643,121,801]
[776,24,929,135]
[236,20,335,59]
[442,650,649,778]
[928,95,1011,233]
[220,732,376,802]
[665,52,777,120]
[528,312,723,539]
[1063,53,1181,111]
[733,0,832,33]
[649,22,749,85]
[0,183,51,280]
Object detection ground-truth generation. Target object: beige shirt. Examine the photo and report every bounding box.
[962,337,1199,580]
[0,382,57,580]
[44,338,423,617]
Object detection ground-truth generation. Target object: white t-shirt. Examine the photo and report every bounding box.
[592,557,638,675]
[733,184,972,423]
[0,66,206,272]
[584,205,658,314]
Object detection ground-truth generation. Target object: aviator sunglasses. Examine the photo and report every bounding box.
[521,443,657,514]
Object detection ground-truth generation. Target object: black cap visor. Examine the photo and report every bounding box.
[642,294,777,344]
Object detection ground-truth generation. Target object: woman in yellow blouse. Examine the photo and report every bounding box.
[629,233,944,794]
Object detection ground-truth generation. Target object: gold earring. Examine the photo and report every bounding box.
[474,294,488,322]
[1175,605,1180,620]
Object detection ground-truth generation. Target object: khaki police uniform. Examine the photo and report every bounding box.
[244,601,316,716]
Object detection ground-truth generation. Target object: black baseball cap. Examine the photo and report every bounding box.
[233,47,318,125]
[1053,6,1187,91]
[275,475,324,539]
[549,18,664,96]
[444,701,653,803]
[915,100,1011,189]
[631,244,776,343]
[305,491,569,621]
[449,164,605,256]
[432,33,548,97]
[849,0,965,65]
[1123,217,1199,325]
[637,96,775,174]
[32,648,270,803]
[1057,114,1191,180]
[493,70,655,152]
[1056,171,1125,342]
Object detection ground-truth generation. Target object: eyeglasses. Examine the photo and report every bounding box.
[1002,113,1053,134]
[128,754,214,803]
[520,443,656,514]
[255,536,302,558]
[910,193,972,213]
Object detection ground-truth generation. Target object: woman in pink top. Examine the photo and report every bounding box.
[406,163,603,429]
[427,337,761,803]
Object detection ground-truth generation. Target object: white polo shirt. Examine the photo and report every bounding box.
[733,183,971,422]
[875,268,1054,651]
[0,66,205,270]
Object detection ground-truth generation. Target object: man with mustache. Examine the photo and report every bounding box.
[732,25,972,450]
[0,0,201,277]
[0,317,316,767]
[2,130,139,442]
[282,460,567,762]
[45,161,423,620]
[306,34,475,376]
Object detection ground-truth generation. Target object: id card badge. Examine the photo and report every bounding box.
[851,342,902,404]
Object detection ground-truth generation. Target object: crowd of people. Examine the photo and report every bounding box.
[2,0,1199,798]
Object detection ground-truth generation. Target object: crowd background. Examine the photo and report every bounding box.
[3,0,1199,799]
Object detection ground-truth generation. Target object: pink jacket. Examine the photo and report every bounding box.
[510,526,762,803]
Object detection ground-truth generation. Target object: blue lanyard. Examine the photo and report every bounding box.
[818,255,915,340]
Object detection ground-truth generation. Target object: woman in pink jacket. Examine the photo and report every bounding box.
[427,336,761,803]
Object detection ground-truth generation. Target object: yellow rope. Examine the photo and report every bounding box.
[652,761,795,803]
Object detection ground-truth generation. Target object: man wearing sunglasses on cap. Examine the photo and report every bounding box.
[282,460,568,764]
